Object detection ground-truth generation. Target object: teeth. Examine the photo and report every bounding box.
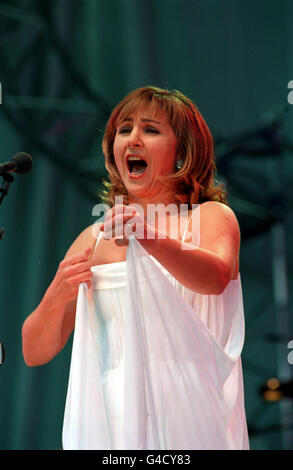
[127,155,148,175]
[128,156,143,161]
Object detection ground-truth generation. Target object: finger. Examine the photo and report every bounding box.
[61,248,92,267]
[64,260,92,277]
[103,213,136,234]
[124,205,137,216]
[100,207,132,231]
[101,207,116,236]
[115,238,129,246]
[127,204,145,220]
[111,204,126,216]
[103,212,124,238]
[111,204,137,223]
[67,270,94,288]
[74,270,93,282]
[102,208,114,229]
[104,203,126,222]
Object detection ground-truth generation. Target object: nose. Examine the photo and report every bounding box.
[127,128,143,148]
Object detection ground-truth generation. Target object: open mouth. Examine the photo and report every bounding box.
[127,155,148,176]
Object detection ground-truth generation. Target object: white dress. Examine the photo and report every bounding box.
[62,210,249,450]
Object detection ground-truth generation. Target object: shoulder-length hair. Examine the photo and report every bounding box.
[100,86,227,207]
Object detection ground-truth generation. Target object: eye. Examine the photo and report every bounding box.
[144,126,159,134]
[116,124,160,135]
[118,126,132,134]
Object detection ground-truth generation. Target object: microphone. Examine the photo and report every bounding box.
[0,152,33,176]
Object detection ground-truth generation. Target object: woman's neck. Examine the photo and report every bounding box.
[128,192,178,216]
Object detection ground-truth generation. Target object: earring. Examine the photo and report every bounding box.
[176,159,183,170]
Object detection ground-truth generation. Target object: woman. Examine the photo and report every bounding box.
[22,86,249,450]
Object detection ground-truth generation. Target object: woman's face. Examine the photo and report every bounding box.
[113,106,178,203]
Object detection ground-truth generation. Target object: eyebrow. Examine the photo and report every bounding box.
[119,118,161,125]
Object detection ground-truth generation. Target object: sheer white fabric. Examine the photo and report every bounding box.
[62,219,249,450]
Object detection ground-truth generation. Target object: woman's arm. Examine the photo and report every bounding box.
[139,201,240,295]
[101,201,240,295]
[22,226,96,366]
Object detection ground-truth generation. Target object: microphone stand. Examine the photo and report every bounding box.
[0,172,14,365]
[0,172,14,240]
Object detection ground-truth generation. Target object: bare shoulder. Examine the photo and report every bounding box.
[199,201,240,238]
[64,223,101,263]
[199,200,238,219]
[195,201,240,280]
[197,201,240,272]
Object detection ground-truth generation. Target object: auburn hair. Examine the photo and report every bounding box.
[100,86,227,208]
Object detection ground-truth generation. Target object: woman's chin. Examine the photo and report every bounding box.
[123,176,152,196]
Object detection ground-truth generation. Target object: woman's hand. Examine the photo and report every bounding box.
[46,247,93,304]
[22,227,95,366]
[100,204,154,246]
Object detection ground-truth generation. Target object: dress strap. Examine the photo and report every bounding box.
[182,212,193,243]
[93,226,104,253]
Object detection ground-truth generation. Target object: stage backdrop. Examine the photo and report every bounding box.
[0,0,293,450]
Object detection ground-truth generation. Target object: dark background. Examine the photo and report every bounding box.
[0,0,293,450]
